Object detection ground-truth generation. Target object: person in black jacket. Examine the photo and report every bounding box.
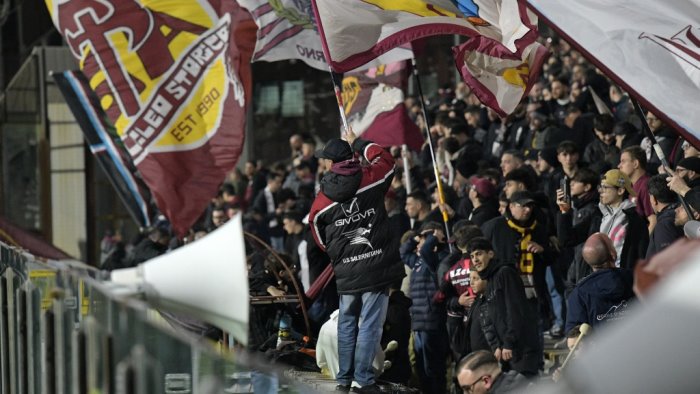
[463,270,499,358]
[555,168,601,295]
[456,350,529,394]
[646,174,683,258]
[565,233,634,334]
[308,131,403,394]
[481,191,553,335]
[468,238,540,377]
[379,282,412,385]
[123,224,171,268]
[467,177,499,227]
[252,172,285,251]
[558,169,649,271]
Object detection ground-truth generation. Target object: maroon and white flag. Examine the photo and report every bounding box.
[454,37,549,117]
[525,0,700,144]
[312,0,547,115]
[47,0,255,235]
[342,62,423,151]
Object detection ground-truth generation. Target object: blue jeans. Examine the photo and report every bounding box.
[337,290,389,387]
[251,371,278,393]
[546,266,565,329]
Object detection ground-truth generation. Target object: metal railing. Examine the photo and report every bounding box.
[0,242,313,394]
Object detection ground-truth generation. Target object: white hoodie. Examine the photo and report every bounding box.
[599,199,637,267]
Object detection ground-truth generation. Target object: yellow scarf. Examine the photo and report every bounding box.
[506,218,538,299]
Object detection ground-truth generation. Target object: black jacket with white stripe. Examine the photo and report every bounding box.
[309,139,404,294]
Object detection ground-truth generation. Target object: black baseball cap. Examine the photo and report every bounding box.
[314,138,353,163]
[509,190,536,206]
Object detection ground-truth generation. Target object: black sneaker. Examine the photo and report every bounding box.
[334,384,351,393]
[351,383,384,393]
[548,326,564,339]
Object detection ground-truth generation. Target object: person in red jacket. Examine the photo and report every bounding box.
[308,129,404,394]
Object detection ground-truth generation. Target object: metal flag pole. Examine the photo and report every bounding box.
[411,58,453,252]
[402,144,415,229]
[632,99,693,219]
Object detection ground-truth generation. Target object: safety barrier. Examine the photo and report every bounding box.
[0,242,311,393]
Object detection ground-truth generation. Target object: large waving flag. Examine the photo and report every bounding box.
[238,0,413,71]
[454,38,548,116]
[46,0,255,236]
[525,0,700,145]
[311,0,546,115]
[342,62,423,150]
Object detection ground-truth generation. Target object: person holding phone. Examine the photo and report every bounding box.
[555,168,602,294]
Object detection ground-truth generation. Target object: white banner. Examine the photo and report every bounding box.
[526,0,700,141]
[311,0,538,72]
[238,0,412,71]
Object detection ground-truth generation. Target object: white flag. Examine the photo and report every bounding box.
[238,0,412,71]
[526,0,700,142]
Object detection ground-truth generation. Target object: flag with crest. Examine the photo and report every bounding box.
[342,62,423,150]
[312,0,547,115]
[45,0,256,235]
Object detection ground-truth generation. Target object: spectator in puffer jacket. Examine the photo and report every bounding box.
[400,221,450,394]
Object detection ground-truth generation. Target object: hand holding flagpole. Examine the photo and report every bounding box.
[633,99,693,219]
[329,67,350,136]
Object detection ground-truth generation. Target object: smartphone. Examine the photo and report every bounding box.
[560,176,571,203]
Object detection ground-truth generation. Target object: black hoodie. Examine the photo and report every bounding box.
[478,259,540,375]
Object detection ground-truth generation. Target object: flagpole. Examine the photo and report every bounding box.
[328,67,350,135]
[633,99,693,218]
[411,58,453,252]
[402,144,415,229]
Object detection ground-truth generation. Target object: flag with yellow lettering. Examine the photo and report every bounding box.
[454,38,549,117]
[46,0,255,235]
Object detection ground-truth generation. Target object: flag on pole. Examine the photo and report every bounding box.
[525,0,700,145]
[53,70,154,229]
[311,0,547,115]
[454,38,548,116]
[311,0,538,72]
[342,62,423,150]
[238,0,413,71]
[46,0,255,236]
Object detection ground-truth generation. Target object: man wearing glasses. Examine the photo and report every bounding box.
[557,169,649,273]
[597,169,649,270]
[455,350,528,394]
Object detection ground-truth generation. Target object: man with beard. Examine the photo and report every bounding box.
[667,157,700,213]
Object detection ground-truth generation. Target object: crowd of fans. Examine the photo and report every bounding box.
[98,35,700,393]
